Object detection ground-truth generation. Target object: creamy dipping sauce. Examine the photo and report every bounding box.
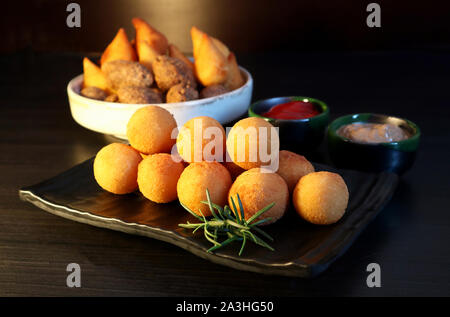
[337,122,409,144]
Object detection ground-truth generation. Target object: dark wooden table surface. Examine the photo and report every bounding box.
[1,49,449,296]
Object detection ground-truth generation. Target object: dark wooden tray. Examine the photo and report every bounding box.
[19,158,398,278]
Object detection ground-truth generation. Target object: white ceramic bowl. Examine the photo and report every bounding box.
[67,67,253,139]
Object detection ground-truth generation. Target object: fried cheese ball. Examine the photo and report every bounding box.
[102,60,153,90]
[80,86,108,100]
[200,84,228,99]
[226,117,279,170]
[127,106,177,154]
[152,56,196,91]
[277,150,315,193]
[228,168,289,225]
[117,86,163,104]
[293,171,349,225]
[177,162,232,216]
[166,83,199,103]
[93,143,142,194]
[137,153,185,203]
[176,116,225,163]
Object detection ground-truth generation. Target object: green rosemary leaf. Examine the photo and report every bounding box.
[179,201,204,221]
[236,193,246,224]
[246,202,275,225]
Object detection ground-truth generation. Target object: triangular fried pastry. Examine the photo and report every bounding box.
[132,17,168,55]
[225,52,245,90]
[82,57,109,92]
[136,40,160,71]
[191,26,228,86]
[100,28,137,65]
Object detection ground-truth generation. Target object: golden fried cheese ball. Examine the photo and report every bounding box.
[293,171,349,225]
[228,168,289,225]
[93,143,142,194]
[126,106,177,154]
[176,116,225,163]
[177,162,232,216]
[137,153,185,203]
[226,117,279,170]
[277,150,315,193]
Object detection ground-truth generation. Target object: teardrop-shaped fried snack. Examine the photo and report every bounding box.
[132,17,168,55]
[211,37,230,59]
[100,28,137,65]
[224,52,245,90]
[168,44,194,71]
[136,40,160,71]
[191,26,229,86]
[82,57,109,91]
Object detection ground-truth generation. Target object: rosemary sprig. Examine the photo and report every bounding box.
[178,189,275,256]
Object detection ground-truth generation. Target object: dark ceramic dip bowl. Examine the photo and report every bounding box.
[248,96,330,152]
[327,113,420,174]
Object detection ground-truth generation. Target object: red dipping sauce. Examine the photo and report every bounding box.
[262,100,320,120]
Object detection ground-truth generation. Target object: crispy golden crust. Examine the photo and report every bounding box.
[102,60,153,91]
[293,171,349,225]
[176,116,226,163]
[228,168,289,225]
[137,153,185,203]
[177,162,232,216]
[168,44,194,71]
[117,86,162,104]
[100,28,137,65]
[126,106,177,154]
[277,150,315,193]
[226,117,279,170]
[166,83,199,103]
[191,26,229,86]
[93,143,142,194]
[152,56,196,91]
[132,18,168,55]
[80,86,107,100]
[82,57,109,92]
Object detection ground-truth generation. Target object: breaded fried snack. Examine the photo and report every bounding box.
[100,28,137,65]
[226,117,279,170]
[177,162,232,216]
[117,86,162,104]
[80,86,107,100]
[166,83,199,103]
[293,171,349,225]
[104,93,119,102]
[191,26,229,86]
[126,106,177,154]
[224,52,245,90]
[200,84,228,99]
[228,168,289,225]
[93,143,142,194]
[136,40,161,71]
[82,57,109,92]
[132,17,168,55]
[168,44,194,71]
[277,150,315,193]
[152,56,196,91]
[176,116,225,163]
[137,153,185,203]
[102,60,153,91]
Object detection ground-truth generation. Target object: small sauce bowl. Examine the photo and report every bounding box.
[327,113,421,174]
[248,96,330,152]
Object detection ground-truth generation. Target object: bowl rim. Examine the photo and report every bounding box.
[328,113,421,150]
[67,66,253,108]
[248,96,329,123]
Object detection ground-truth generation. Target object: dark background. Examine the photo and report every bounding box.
[1,0,450,296]
[3,0,450,53]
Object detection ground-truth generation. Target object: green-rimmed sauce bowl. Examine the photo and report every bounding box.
[248,96,330,152]
[327,113,420,174]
